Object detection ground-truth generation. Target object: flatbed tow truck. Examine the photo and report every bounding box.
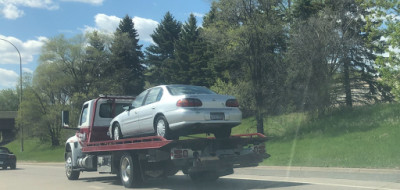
[62,95,270,188]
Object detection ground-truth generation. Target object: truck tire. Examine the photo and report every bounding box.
[65,152,80,180]
[120,153,142,188]
[155,116,172,140]
[214,128,232,139]
[189,171,219,182]
[113,123,122,140]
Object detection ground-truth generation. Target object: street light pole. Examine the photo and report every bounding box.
[0,38,23,152]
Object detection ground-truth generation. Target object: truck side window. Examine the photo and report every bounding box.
[80,104,89,126]
[99,103,112,118]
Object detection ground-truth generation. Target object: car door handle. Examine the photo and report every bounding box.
[152,107,155,109]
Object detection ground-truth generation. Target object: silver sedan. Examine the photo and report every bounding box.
[109,85,242,140]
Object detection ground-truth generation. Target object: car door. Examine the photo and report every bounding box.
[120,90,148,135]
[137,87,163,134]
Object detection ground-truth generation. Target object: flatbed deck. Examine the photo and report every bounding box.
[81,133,267,153]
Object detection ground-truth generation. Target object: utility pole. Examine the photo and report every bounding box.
[1,38,23,152]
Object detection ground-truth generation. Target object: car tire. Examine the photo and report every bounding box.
[10,163,16,169]
[214,128,232,139]
[113,123,122,140]
[2,166,7,170]
[155,116,172,140]
[65,152,80,180]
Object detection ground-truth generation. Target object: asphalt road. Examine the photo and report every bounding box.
[1,163,400,190]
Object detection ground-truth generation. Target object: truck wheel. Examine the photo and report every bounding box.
[189,171,219,182]
[120,153,142,188]
[65,152,80,180]
[155,116,172,139]
[113,123,122,140]
[214,128,232,139]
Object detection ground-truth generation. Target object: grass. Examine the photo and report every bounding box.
[232,103,400,169]
[4,139,65,162]
[4,103,400,168]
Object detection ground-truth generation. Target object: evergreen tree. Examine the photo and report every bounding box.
[145,12,181,84]
[203,0,288,134]
[110,15,144,95]
[365,0,398,101]
[173,14,213,87]
[84,31,117,96]
[326,0,384,106]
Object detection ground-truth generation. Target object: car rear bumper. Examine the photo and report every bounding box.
[166,107,242,132]
[0,159,16,167]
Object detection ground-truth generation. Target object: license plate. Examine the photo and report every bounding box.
[210,112,225,120]
[0,161,3,164]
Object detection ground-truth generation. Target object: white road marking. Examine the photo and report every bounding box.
[221,174,400,190]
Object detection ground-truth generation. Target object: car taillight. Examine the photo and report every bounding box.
[226,99,239,107]
[176,98,202,107]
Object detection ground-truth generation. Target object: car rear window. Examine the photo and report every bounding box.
[0,148,9,154]
[167,85,216,96]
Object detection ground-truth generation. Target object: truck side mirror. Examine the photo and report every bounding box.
[62,111,69,128]
[61,111,80,130]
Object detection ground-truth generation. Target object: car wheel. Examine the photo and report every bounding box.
[214,128,232,139]
[65,152,80,180]
[2,166,7,170]
[113,123,122,140]
[11,163,16,169]
[155,116,172,139]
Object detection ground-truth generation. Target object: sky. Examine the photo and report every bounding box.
[0,0,212,90]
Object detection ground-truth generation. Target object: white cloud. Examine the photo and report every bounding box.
[0,0,59,19]
[0,35,46,89]
[84,14,159,44]
[61,0,104,5]
[2,4,24,19]
[0,68,18,89]
[192,12,205,18]
[94,13,121,33]
[0,35,47,65]
[23,67,33,73]
[133,16,159,43]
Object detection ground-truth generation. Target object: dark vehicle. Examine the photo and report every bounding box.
[0,147,16,170]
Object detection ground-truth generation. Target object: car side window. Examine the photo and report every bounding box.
[144,88,163,105]
[132,90,148,108]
